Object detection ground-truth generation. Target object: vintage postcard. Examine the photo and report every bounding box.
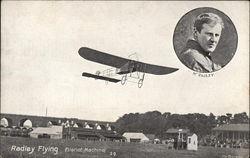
[0,1,249,158]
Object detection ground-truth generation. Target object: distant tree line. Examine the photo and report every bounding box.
[115,111,249,139]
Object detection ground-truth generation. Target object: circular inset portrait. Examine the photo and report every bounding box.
[173,7,238,73]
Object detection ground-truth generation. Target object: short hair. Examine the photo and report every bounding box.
[193,13,224,33]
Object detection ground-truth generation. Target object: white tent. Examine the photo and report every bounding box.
[123,132,149,143]
[30,126,62,139]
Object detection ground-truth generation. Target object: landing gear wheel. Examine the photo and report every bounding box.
[138,79,143,88]
[121,76,127,85]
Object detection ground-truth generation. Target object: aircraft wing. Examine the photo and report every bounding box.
[136,61,179,75]
[79,47,178,75]
[79,47,129,68]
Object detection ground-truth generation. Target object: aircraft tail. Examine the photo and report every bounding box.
[82,72,121,83]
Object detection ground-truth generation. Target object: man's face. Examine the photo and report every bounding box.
[196,23,222,53]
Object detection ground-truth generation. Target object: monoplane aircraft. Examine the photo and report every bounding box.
[78,47,178,88]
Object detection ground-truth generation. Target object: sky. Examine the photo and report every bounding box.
[1,1,249,122]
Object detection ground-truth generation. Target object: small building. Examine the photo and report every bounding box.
[187,133,198,151]
[97,130,125,142]
[64,127,100,140]
[123,132,149,143]
[30,125,63,139]
[212,124,249,141]
[63,127,125,142]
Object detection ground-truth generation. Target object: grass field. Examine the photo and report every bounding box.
[0,136,249,158]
